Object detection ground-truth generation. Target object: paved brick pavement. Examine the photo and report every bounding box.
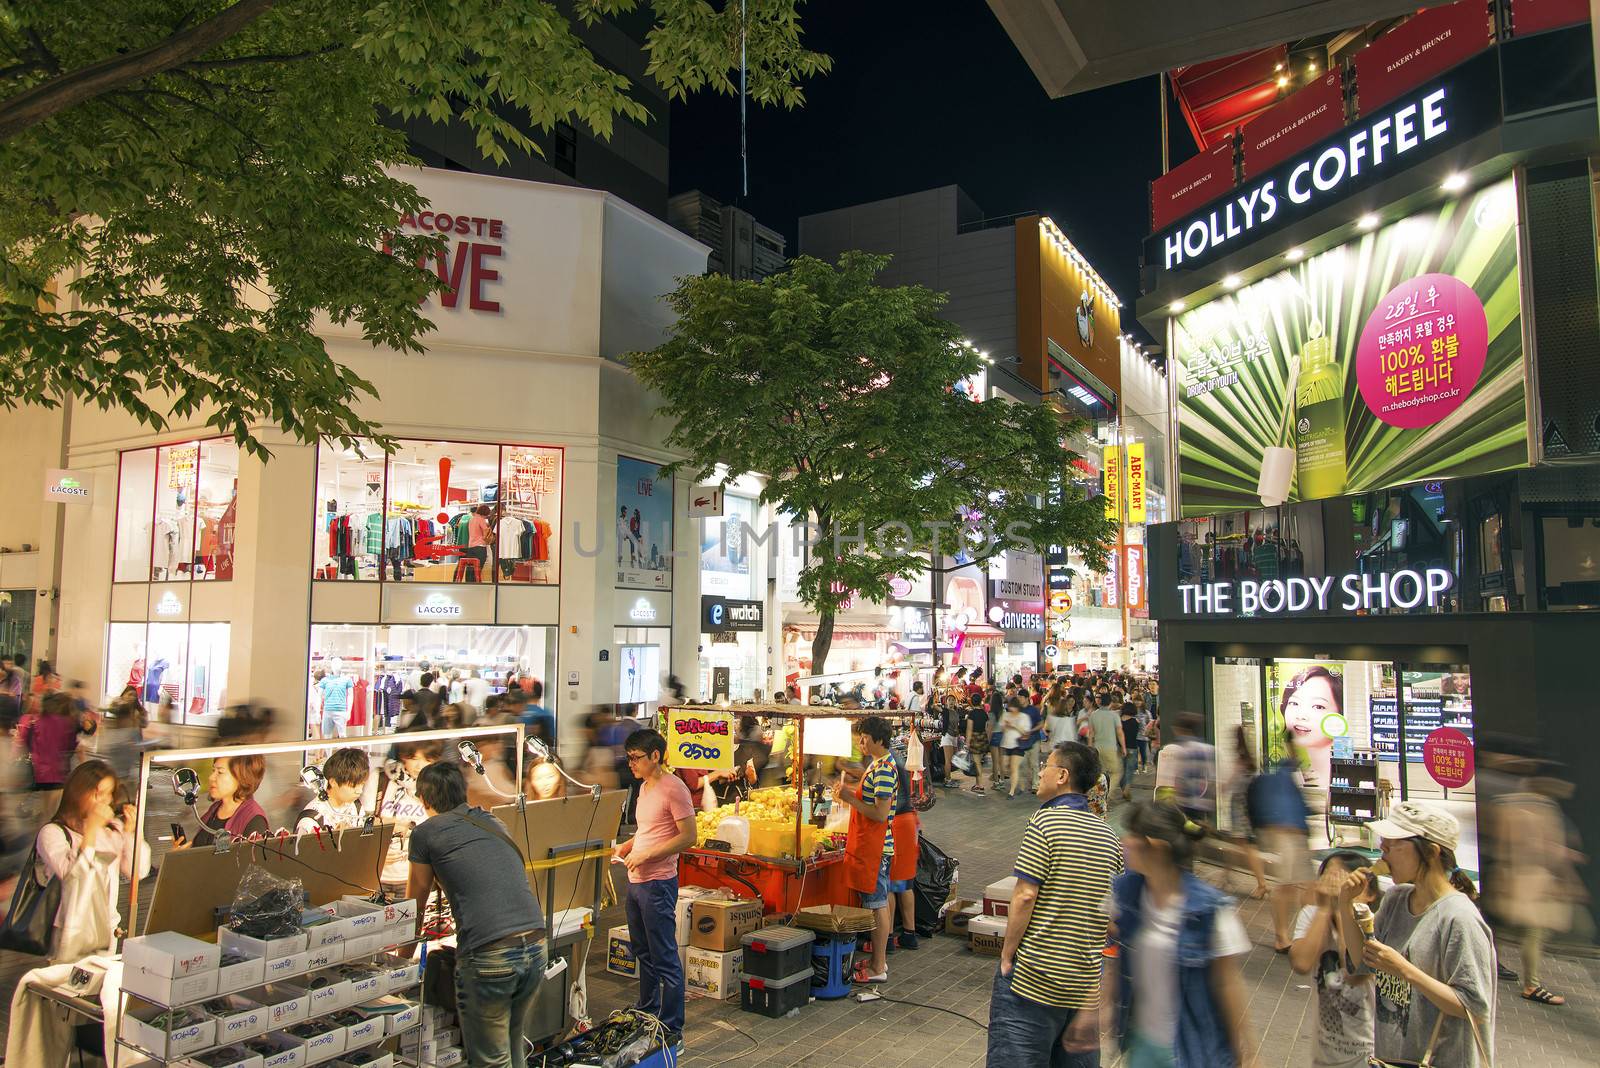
[2,769,1595,1065]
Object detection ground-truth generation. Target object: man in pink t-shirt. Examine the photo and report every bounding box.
[614,729,697,1043]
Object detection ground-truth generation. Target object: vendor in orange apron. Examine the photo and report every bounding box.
[887,747,922,949]
[833,715,897,984]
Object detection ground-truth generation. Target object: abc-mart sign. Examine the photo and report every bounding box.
[1148,57,1500,274]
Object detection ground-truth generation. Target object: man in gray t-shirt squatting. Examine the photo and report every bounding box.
[409,762,546,1066]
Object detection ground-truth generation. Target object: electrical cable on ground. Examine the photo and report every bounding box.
[871,993,990,1031]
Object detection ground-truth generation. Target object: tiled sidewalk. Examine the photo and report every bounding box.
[586,773,1600,1066]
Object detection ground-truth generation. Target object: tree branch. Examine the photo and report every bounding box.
[0,0,279,143]
[23,28,60,75]
[186,44,343,70]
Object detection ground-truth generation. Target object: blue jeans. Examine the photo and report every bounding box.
[861,854,892,910]
[1120,752,1139,791]
[985,968,1099,1068]
[626,876,684,1032]
[455,935,545,1068]
[1136,739,1149,766]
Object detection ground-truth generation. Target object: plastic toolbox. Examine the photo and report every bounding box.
[739,969,811,1018]
[740,925,815,981]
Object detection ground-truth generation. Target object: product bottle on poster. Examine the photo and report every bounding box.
[1294,320,1347,500]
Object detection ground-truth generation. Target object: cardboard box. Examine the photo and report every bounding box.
[251,1033,306,1068]
[217,949,267,996]
[301,942,346,972]
[261,952,311,985]
[339,932,386,961]
[791,904,876,935]
[303,969,355,1015]
[341,1011,385,1049]
[372,998,420,1035]
[179,1048,264,1068]
[120,1003,217,1058]
[125,963,219,1008]
[331,900,386,938]
[372,953,421,995]
[222,928,310,963]
[674,887,713,944]
[204,992,269,1044]
[943,899,982,936]
[606,925,637,978]
[334,1053,392,1068]
[286,1019,347,1065]
[968,914,1006,957]
[124,931,219,980]
[433,1048,463,1068]
[983,877,1017,917]
[301,914,353,950]
[688,897,764,951]
[683,947,742,1000]
[251,983,311,1030]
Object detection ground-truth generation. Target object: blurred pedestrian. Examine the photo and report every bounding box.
[1249,729,1312,952]
[1344,801,1496,1068]
[1107,800,1255,1067]
[1118,702,1141,802]
[0,653,24,731]
[1168,712,1215,828]
[1000,697,1033,799]
[1086,693,1125,804]
[17,691,88,815]
[1290,852,1378,1068]
[1225,726,1269,900]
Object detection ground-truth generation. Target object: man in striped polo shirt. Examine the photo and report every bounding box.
[988,741,1123,1068]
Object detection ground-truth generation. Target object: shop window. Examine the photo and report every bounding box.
[317,438,562,586]
[105,621,228,725]
[700,495,759,599]
[194,441,239,580]
[113,449,157,582]
[0,589,34,660]
[315,438,386,581]
[152,443,199,581]
[497,445,561,584]
[307,623,557,739]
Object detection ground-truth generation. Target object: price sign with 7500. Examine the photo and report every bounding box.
[667,709,734,771]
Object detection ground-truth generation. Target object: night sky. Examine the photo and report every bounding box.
[667,0,1198,345]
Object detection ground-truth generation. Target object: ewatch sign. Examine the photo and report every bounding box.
[1147,55,1501,273]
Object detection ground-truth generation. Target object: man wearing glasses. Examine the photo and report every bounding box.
[613,729,697,1050]
[989,740,1123,1067]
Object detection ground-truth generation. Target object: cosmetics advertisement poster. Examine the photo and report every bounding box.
[1173,177,1526,518]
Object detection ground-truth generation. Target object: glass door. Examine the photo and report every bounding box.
[1400,664,1477,872]
[1209,657,1263,834]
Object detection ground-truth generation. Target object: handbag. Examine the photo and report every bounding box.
[0,821,65,956]
[1369,994,1493,1067]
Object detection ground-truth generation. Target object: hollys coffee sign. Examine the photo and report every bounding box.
[397,210,505,313]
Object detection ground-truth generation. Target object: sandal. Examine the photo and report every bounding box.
[851,962,888,984]
[1522,985,1565,1005]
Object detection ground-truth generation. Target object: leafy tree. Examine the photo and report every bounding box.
[0,0,828,455]
[629,252,1115,677]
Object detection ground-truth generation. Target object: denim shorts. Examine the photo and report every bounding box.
[888,877,915,893]
[861,854,892,910]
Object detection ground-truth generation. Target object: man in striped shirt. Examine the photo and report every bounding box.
[988,741,1123,1068]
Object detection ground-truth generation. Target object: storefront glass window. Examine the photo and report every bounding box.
[315,438,386,581]
[152,443,199,581]
[314,439,562,586]
[699,631,762,702]
[113,449,157,582]
[1400,666,1476,868]
[195,441,239,581]
[105,621,229,725]
[498,445,561,584]
[306,623,556,739]
[0,589,35,661]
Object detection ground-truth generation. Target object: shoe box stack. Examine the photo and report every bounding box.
[738,925,815,1018]
[684,897,763,999]
[605,886,712,981]
[967,876,1016,956]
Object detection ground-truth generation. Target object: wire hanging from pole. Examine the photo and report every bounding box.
[740,0,748,197]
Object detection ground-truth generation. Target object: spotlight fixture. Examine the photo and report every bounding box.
[1222,275,1242,290]
[1286,247,1305,262]
[1358,213,1380,231]
[1168,300,1186,313]
[1440,172,1468,193]
[1277,76,1289,88]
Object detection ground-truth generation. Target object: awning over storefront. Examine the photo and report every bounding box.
[959,623,1007,647]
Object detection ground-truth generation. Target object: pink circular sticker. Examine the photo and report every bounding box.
[1422,726,1474,789]
[1355,273,1488,429]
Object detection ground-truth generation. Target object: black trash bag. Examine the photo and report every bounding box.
[924,740,946,783]
[912,833,958,937]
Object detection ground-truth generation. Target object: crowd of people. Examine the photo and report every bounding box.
[0,651,1587,1068]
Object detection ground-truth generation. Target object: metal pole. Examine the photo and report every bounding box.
[1159,71,1170,175]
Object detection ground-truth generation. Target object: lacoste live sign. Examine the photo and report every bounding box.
[1178,567,1453,616]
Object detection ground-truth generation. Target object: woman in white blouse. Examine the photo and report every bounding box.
[33,758,151,962]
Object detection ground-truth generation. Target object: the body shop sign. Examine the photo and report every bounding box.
[1178,567,1453,616]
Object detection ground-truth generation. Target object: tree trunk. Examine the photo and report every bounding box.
[808,610,835,702]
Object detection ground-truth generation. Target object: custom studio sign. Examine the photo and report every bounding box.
[1178,567,1453,616]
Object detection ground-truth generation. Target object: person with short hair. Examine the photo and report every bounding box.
[613,729,696,1048]
[835,715,896,983]
[987,742,1122,1068]
[378,740,443,896]
[190,755,269,847]
[297,747,370,834]
[408,762,546,1066]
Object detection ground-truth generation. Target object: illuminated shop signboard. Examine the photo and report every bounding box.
[415,593,464,618]
[1177,567,1453,616]
[1146,53,1500,274]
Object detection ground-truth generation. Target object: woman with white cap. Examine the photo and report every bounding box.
[1336,800,1497,1068]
